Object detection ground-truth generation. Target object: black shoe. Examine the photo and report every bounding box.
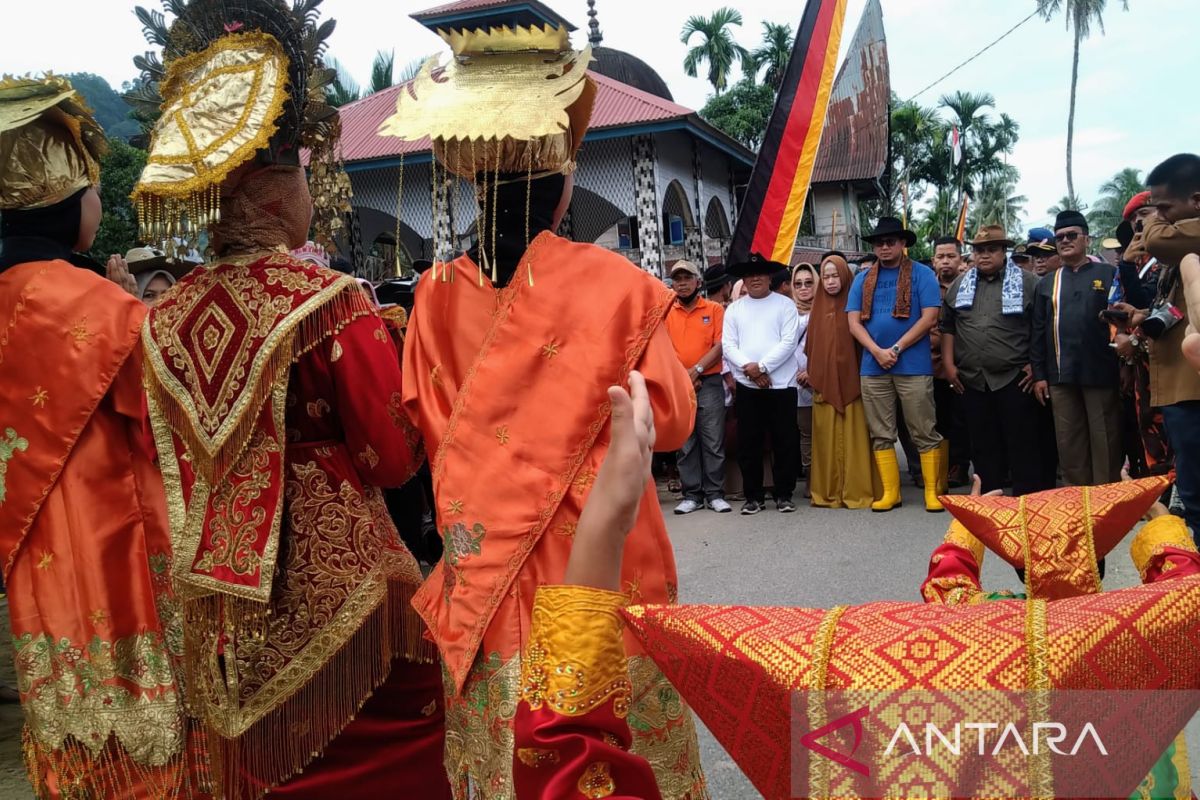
[741,500,763,516]
[776,499,797,513]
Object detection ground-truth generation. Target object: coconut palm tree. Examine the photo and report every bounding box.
[1036,0,1129,201]
[1048,193,1088,217]
[681,7,750,94]
[1087,166,1143,235]
[748,21,793,89]
[973,172,1028,238]
[369,50,395,94]
[324,57,361,107]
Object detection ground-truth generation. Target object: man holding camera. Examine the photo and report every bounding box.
[1031,210,1123,486]
[1115,154,1200,542]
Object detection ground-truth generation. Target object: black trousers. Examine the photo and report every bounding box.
[963,378,1053,496]
[934,378,971,469]
[735,385,798,502]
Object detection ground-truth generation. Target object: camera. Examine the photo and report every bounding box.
[1141,300,1185,340]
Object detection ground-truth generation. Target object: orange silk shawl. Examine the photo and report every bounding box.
[403,232,695,691]
[0,261,198,787]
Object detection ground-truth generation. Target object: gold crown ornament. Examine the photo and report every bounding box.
[0,75,107,211]
[129,0,348,251]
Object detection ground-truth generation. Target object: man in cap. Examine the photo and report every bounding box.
[723,253,802,514]
[665,260,731,514]
[941,226,1047,495]
[846,216,945,512]
[1031,210,1123,486]
[1027,226,1060,277]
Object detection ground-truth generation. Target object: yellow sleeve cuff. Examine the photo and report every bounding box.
[520,585,633,718]
[1131,515,1198,581]
[944,519,985,567]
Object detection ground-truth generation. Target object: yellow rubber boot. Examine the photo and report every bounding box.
[871,449,902,512]
[921,448,946,513]
[936,439,950,496]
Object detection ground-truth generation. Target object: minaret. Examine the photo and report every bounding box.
[586,0,603,45]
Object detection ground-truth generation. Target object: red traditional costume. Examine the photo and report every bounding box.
[512,480,1200,799]
[129,3,448,797]
[0,77,208,798]
[377,17,706,800]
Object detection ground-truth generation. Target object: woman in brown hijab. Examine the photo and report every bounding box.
[806,255,880,508]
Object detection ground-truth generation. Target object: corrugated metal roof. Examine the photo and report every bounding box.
[411,0,576,31]
[338,69,696,164]
[811,0,889,186]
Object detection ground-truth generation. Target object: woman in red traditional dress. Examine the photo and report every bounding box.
[129,2,451,797]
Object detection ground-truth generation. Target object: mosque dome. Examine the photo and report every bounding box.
[584,1,674,102]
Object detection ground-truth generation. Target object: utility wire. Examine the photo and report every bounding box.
[904,9,1041,103]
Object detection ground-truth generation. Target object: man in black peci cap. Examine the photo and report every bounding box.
[722,253,802,515]
[1031,210,1123,486]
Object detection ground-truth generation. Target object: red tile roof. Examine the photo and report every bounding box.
[338,69,696,164]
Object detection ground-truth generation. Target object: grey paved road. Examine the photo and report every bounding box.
[663,481,1200,799]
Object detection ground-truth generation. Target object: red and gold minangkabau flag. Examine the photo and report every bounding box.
[955,193,970,242]
[728,0,848,266]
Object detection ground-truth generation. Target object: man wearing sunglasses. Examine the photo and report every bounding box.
[1031,210,1123,487]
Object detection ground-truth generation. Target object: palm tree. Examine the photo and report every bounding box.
[939,90,996,201]
[1087,166,1143,235]
[749,21,793,89]
[324,57,361,107]
[369,50,395,95]
[681,8,750,94]
[973,173,1028,238]
[1036,0,1129,201]
[1048,193,1088,217]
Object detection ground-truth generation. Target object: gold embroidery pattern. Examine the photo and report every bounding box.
[306,398,330,419]
[194,429,279,577]
[521,587,632,718]
[68,317,95,344]
[359,444,380,469]
[516,747,560,768]
[387,392,406,427]
[36,552,53,570]
[13,631,185,764]
[330,340,344,362]
[446,499,465,516]
[29,387,48,407]
[495,426,510,445]
[541,341,560,359]
[186,460,421,737]
[554,521,577,538]
[577,762,615,798]
[446,652,707,800]
[0,427,29,504]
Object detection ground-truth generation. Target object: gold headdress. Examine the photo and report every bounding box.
[0,75,107,211]
[129,0,350,249]
[378,24,596,179]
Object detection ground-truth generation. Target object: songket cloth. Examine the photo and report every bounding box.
[402,231,707,799]
[142,252,444,799]
[808,396,878,509]
[0,259,209,799]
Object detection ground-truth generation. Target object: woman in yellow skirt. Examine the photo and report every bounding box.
[806,255,880,508]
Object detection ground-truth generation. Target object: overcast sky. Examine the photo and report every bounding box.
[9,0,1196,231]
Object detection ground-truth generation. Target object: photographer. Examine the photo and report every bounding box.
[1115,154,1200,543]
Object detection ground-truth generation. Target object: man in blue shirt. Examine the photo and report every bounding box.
[847,217,944,512]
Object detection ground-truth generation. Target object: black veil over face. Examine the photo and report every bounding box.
[470,172,566,288]
[0,187,86,271]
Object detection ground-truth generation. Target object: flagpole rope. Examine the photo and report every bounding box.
[905,9,1040,102]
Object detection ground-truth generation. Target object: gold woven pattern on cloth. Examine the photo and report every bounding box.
[0,75,106,210]
[1131,515,1199,580]
[133,31,290,239]
[944,518,985,565]
[521,586,632,718]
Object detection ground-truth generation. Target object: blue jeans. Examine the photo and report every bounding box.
[1162,400,1200,543]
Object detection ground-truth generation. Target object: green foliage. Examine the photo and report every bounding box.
[681,7,750,94]
[65,73,140,141]
[1087,167,1143,237]
[89,140,147,261]
[369,49,395,95]
[324,57,362,107]
[748,22,793,89]
[699,79,777,151]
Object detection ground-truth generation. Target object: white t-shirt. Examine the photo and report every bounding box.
[722,292,801,390]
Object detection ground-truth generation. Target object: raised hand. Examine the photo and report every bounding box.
[106,255,137,297]
[563,371,656,591]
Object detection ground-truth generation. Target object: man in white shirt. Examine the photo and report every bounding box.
[723,253,802,515]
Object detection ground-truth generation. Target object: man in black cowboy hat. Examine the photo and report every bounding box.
[722,252,802,515]
[846,216,945,512]
[1031,210,1123,486]
[941,225,1047,496]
